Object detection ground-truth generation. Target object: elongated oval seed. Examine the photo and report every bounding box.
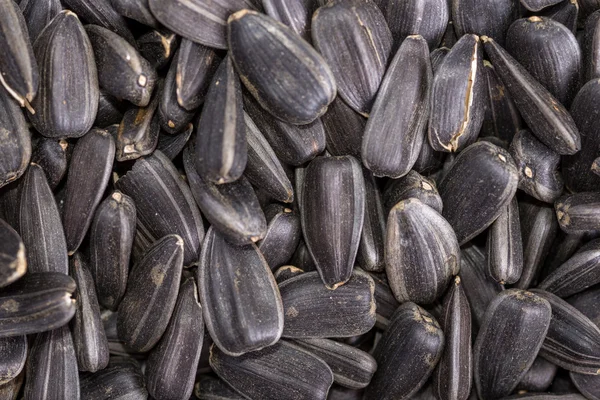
[31,138,67,190]
[0,335,26,385]
[0,86,31,189]
[0,0,39,108]
[29,10,99,139]
[482,36,581,155]
[302,156,365,289]
[19,163,68,274]
[365,302,444,400]
[486,196,523,285]
[110,0,158,28]
[439,140,518,245]
[137,28,178,70]
[196,56,246,184]
[452,0,516,45]
[89,191,136,311]
[0,218,25,288]
[386,198,460,304]
[383,170,443,214]
[357,170,386,273]
[278,270,376,338]
[176,39,220,111]
[79,358,148,400]
[258,206,301,271]
[262,0,316,42]
[322,97,366,160]
[210,341,334,400]
[474,289,551,400]
[428,34,486,153]
[198,227,283,356]
[20,0,62,43]
[229,10,336,125]
[362,34,432,178]
[312,0,392,116]
[117,234,184,352]
[570,371,600,400]
[116,87,160,161]
[146,278,204,400]
[555,192,600,234]
[63,128,115,254]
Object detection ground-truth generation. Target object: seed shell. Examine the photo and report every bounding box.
[136,29,178,71]
[110,0,158,27]
[117,234,184,352]
[157,123,193,160]
[383,170,443,215]
[62,0,135,44]
[158,52,196,135]
[258,206,301,270]
[210,340,334,400]
[568,285,600,328]
[473,289,551,400]
[570,371,600,400]
[278,270,376,338]
[194,375,244,400]
[94,91,125,128]
[31,138,67,190]
[176,39,220,111]
[0,335,26,385]
[369,272,400,329]
[543,230,584,279]
[302,156,365,289]
[452,0,517,45]
[538,0,579,33]
[322,97,366,160]
[116,87,160,161]
[262,0,316,42]
[312,0,392,116]
[274,265,304,284]
[365,302,444,400]
[517,356,558,392]
[556,192,600,234]
[230,9,336,124]
[19,0,62,42]
[79,357,148,400]
[0,218,25,288]
[198,227,283,356]
[357,170,386,272]
[584,11,600,82]
[290,240,316,273]
[520,0,564,12]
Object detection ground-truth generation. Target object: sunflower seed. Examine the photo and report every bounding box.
[509,129,563,203]
[520,0,563,11]
[357,170,386,273]
[0,0,38,109]
[110,0,158,27]
[302,156,365,289]
[439,140,518,245]
[0,218,25,288]
[262,0,316,42]
[531,288,600,374]
[452,0,517,45]
[19,0,61,42]
[568,285,600,328]
[383,170,443,215]
[290,240,316,273]
[517,356,558,392]
[183,144,266,245]
[210,340,334,400]
[243,93,326,166]
[230,9,336,124]
[363,34,432,178]
[505,16,581,107]
[556,193,600,234]
[538,0,579,33]
[482,36,581,155]
[70,252,109,372]
[94,91,125,128]
[570,371,600,399]
[176,39,220,111]
[86,24,158,107]
[196,56,246,184]
[146,277,204,400]
[312,0,391,116]
[136,29,178,71]
[543,231,584,278]
[62,0,135,44]
[322,97,366,160]
[441,20,459,48]
[158,54,196,135]
[199,226,283,356]
[274,265,304,284]
[258,206,301,270]
[365,302,444,400]
[278,270,376,338]
[473,289,551,400]
[584,11,600,82]
[29,11,98,139]
[117,234,184,352]
[80,357,148,400]
[429,34,485,153]
[194,375,243,400]
[116,150,205,266]
[18,163,68,274]
[0,335,26,385]
[116,87,160,161]
[23,326,79,400]
[156,123,193,160]
[486,196,523,284]
[368,271,400,329]
[31,139,67,190]
[0,372,23,400]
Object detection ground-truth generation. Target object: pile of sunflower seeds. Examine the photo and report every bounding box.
[3,0,600,398]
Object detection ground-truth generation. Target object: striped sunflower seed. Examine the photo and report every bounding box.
[62,0,135,44]
[136,29,178,70]
[486,196,523,285]
[262,0,316,42]
[79,357,148,400]
[0,335,26,385]
[258,206,301,271]
[383,170,443,215]
[0,85,31,189]
[0,218,25,288]
[357,169,386,273]
[156,123,193,160]
[19,0,61,42]
[110,0,159,28]
[452,0,517,45]
[31,138,68,190]
[322,97,366,160]
[556,192,600,234]
[175,39,220,111]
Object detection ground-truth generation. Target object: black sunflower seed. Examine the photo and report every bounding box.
[116,86,160,161]
[110,0,159,28]
[158,52,196,135]
[0,335,26,385]
[570,371,600,400]
[486,196,523,284]
[517,356,558,392]
[31,138,67,190]
[262,0,316,42]
[62,0,135,44]
[274,265,304,284]
[175,39,220,111]
[258,206,301,270]
[194,375,244,400]
[322,97,366,160]
[520,0,563,12]
[156,123,193,160]
[136,29,179,71]
[79,357,148,400]
[0,86,30,190]
[0,218,25,289]
[19,0,61,43]
[556,192,600,234]
[357,170,386,273]
[383,170,443,215]
[94,91,125,128]
[453,0,518,45]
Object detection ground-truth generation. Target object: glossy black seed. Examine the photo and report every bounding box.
[452,0,517,45]
[176,39,220,111]
[0,335,26,385]
[116,88,160,162]
[136,29,178,71]
[556,192,600,234]
[94,91,125,128]
[62,0,135,45]
[322,97,366,160]
[486,196,523,284]
[158,57,196,135]
[383,170,443,215]
[31,138,67,190]
[357,170,386,273]
[258,206,301,270]
[156,123,193,160]
[110,0,158,27]
[0,218,25,288]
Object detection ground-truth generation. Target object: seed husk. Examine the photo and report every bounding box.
[23,326,79,400]
[183,144,266,245]
[322,97,366,160]
[62,0,135,44]
[380,0,449,50]
[568,285,600,328]
[0,0,39,109]
[570,371,600,400]
[473,289,551,400]
[70,252,110,373]
[258,206,301,270]
[198,226,283,356]
[19,0,61,43]
[432,277,472,400]
[274,265,304,284]
[383,170,443,215]
[31,138,67,190]
[0,218,25,288]
[278,270,376,338]
[136,29,178,71]
[531,288,600,374]
[0,335,26,385]
[196,56,246,184]
[517,356,558,392]
[452,0,517,45]
[229,9,336,124]
[505,16,581,107]
[368,271,400,329]
[481,36,581,155]
[543,231,584,279]
[431,46,450,73]
[386,198,460,304]
[86,24,158,107]
[362,34,432,178]
[438,140,519,245]
[0,372,23,400]
[148,0,254,50]
[365,302,444,400]
[146,278,204,400]
[116,150,205,266]
[538,0,579,33]
[117,234,184,352]
[0,86,30,190]
[357,170,386,273]
[509,129,563,203]
[520,0,564,12]
[243,93,326,166]
[79,357,148,400]
[584,11,600,82]
[94,91,125,128]
[556,192,600,234]
[312,0,392,116]
[262,0,316,42]
[29,10,99,139]
[210,340,334,400]
[294,338,377,389]
[116,87,160,161]
[429,34,486,153]
[486,196,524,285]
[176,39,220,111]
[302,156,365,289]
[194,375,244,400]
[89,191,135,311]
[158,52,196,135]
[290,240,316,273]
[18,163,68,274]
[110,0,159,28]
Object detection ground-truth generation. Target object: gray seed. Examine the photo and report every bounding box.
[570,371,600,400]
